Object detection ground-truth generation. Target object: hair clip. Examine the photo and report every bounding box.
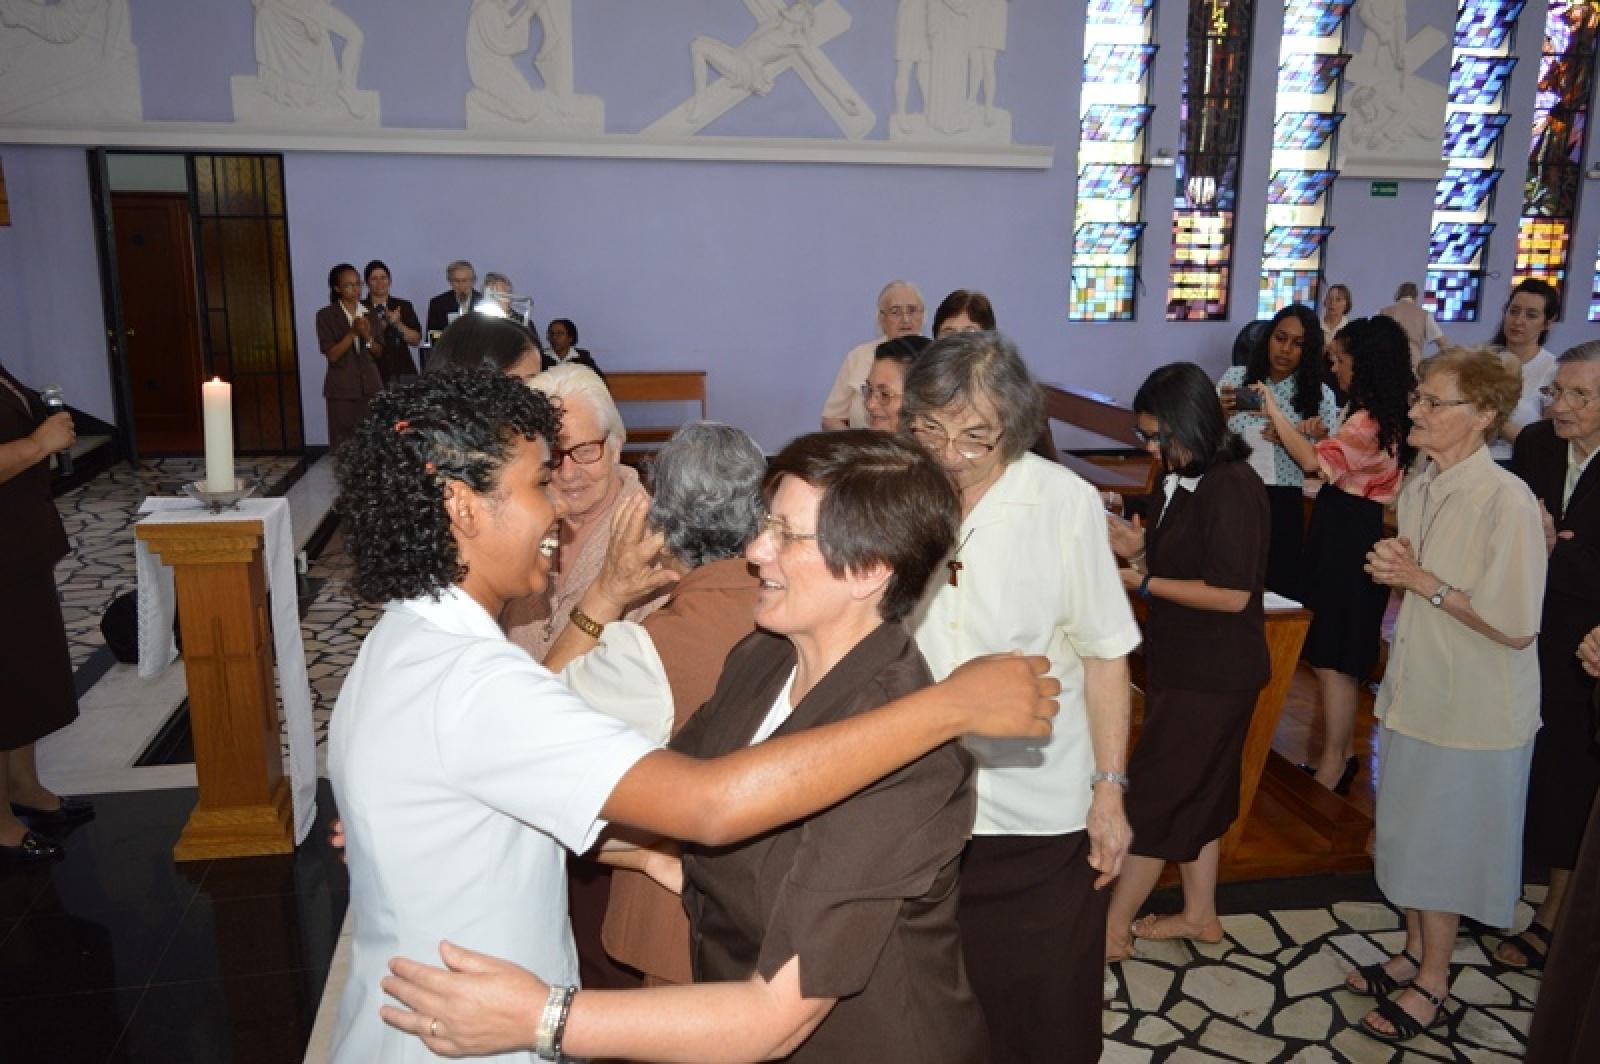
[394,419,411,433]
[424,461,437,474]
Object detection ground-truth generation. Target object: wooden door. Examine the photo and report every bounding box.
[112,191,206,453]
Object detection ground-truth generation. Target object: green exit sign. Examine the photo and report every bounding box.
[1370,181,1399,197]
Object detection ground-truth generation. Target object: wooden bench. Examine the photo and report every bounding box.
[606,371,708,464]
[1038,384,1158,495]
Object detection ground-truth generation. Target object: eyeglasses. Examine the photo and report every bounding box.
[1540,384,1597,410]
[1407,391,1475,412]
[548,437,608,467]
[860,383,901,404]
[910,422,1002,461]
[758,513,821,547]
[879,304,923,320]
[1132,426,1160,446]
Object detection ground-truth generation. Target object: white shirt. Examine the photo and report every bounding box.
[820,337,883,428]
[1568,442,1596,510]
[330,587,657,1063]
[910,453,1143,835]
[750,667,799,745]
[1491,348,1557,462]
[559,620,675,744]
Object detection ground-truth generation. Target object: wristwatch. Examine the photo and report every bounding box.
[1428,582,1451,609]
[1090,771,1130,791]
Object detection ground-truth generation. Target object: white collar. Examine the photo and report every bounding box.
[393,585,505,642]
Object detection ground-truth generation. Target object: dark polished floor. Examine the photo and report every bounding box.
[0,781,346,1064]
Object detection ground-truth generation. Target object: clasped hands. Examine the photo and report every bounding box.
[1364,535,1430,595]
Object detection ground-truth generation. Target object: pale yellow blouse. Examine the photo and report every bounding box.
[1374,445,1546,750]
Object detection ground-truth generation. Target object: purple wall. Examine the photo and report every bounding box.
[3,0,1598,447]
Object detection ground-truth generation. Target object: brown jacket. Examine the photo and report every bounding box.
[672,623,987,1063]
[315,302,384,401]
[600,557,761,983]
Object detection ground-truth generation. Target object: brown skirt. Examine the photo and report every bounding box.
[0,567,78,750]
[1125,684,1256,862]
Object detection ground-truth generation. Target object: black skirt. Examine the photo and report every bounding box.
[1301,485,1390,681]
[0,567,78,750]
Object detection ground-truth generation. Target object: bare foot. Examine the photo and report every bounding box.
[1131,912,1224,944]
[1105,929,1134,963]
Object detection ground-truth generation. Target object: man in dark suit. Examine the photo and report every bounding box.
[1502,340,1600,971]
[424,259,483,338]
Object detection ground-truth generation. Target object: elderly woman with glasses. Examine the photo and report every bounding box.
[901,331,1141,1063]
[862,335,931,432]
[1353,347,1545,1045]
[505,365,656,662]
[377,429,1040,1063]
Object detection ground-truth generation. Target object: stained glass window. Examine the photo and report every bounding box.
[1071,0,1159,321]
[1168,0,1256,322]
[1425,1,1522,323]
[1512,2,1600,305]
[1258,2,1349,318]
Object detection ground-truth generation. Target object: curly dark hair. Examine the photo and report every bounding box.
[1244,304,1325,420]
[335,370,560,603]
[1334,316,1417,468]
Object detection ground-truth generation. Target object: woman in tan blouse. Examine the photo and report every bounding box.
[1353,347,1545,1045]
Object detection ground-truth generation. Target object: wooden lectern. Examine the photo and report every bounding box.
[135,519,294,860]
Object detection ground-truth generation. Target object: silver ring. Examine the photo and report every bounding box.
[429,1018,439,1038]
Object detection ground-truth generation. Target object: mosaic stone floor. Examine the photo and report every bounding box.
[56,464,1550,1061]
[1101,889,1544,1061]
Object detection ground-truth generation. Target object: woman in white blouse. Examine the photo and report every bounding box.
[1488,278,1560,464]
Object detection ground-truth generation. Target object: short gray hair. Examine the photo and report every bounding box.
[447,259,475,279]
[1557,340,1600,364]
[648,422,766,568]
[527,364,625,444]
[483,271,512,291]
[900,331,1044,464]
[877,279,923,310]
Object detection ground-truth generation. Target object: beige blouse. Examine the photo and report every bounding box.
[1374,445,1546,750]
[503,463,657,660]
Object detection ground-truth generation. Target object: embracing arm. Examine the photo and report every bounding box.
[601,653,1057,847]
[382,943,833,1062]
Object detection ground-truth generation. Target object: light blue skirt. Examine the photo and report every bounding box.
[1374,725,1534,928]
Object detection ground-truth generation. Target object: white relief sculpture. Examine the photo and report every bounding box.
[647,0,874,141]
[465,0,603,134]
[891,0,1011,145]
[0,0,141,124]
[893,0,929,132]
[231,0,381,130]
[1336,0,1448,178]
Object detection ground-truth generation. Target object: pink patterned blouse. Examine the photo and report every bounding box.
[1315,409,1402,505]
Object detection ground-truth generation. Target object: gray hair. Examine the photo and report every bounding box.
[648,422,766,568]
[527,364,625,444]
[877,279,924,310]
[446,259,475,279]
[483,271,513,291]
[900,331,1044,464]
[1557,340,1600,364]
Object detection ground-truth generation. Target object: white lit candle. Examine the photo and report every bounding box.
[202,377,235,493]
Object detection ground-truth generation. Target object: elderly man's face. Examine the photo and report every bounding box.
[877,285,924,339]
[1549,362,1600,449]
[449,268,476,301]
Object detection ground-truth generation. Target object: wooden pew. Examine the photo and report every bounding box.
[1038,384,1158,494]
[606,371,708,465]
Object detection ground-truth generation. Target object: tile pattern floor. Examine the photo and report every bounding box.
[39,462,1553,1062]
[1102,890,1545,1062]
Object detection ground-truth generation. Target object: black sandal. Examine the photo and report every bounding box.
[1360,983,1449,1044]
[1495,921,1552,971]
[1345,949,1420,997]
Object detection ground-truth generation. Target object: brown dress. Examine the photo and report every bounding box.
[600,557,760,985]
[315,301,384,451]
[0,365,77,751]
[1126,460,1270,861]
[673,623,987,1063]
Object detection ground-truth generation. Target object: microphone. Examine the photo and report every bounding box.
[40,386,73,477]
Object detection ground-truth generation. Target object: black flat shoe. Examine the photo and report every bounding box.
[10,796,95,828]
[1334,756,1361,796]
[0,829,63,865]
